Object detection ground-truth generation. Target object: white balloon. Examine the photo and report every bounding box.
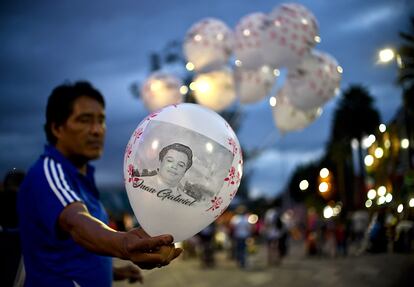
[124,103,243,242]
[233,12,269,69]
[284,50,342,111]
[235,65,276,104]
[183,18,233,72]
[262,3,319,69]
[272,87,320,133]
[192,68,236,112]
[141,72,184,112]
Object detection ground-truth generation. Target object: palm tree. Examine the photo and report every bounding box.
[397,16,414,90]
[397,17,414,168]
[329,84,381,209]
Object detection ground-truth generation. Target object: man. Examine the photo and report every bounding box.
[18,81,182,287]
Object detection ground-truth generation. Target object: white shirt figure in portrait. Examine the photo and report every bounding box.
[137,143,197,205]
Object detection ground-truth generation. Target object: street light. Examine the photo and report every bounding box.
[378,48,395,63]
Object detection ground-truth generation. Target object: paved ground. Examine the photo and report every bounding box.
[113,241,414,287]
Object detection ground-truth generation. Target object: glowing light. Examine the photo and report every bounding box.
[323,206,334,219]
[316,108,323,116]
[314,36,321,43]
[186,62,195,71]
[273,69,280,76]
[378,48,395,63]
[319,182,328,193]
[384,139,391,149]
[374,147,384,158]
[320,168,329,178]
[337,66,343,74]
[248,214,259,224]
[409,198,414,208]
[194,34,202,42]
[269,96,277,107]
[377,186,387,196]
[179,85,188,95]
[243,29,251,36]
[397,204,403,213]
[367,189,376,200]
[379,124,386,133]
[377,196,386,205]
[362,134,376,148]
[189,82,196,91]
[385,193,393,203]
[261,66,270,73]
[365,199,373,208]
[364,155,374,166]
[299,180,309,191]
[401,138,409,149]
[151,140,159,150]
[235,60,242,67]
[206,142,214,153]
[196,80,210,94]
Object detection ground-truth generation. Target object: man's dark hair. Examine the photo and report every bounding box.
[159,143,193,171]
[44,81,105,145]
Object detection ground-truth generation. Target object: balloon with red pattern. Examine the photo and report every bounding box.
[233,12,269,69]
[262,3,319,69]
[272,87,321,133]
[141,72,184,112]
[183,18,233,72]
[284,50,342,112]
[124,103,243,242]
[234,65,276,104]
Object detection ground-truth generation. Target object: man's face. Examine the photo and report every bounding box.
[53,96,106,162]
[159,149,188,186]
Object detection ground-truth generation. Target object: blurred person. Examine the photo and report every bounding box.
[230,205,252,268]
[367,210,388,253]
[0,169,25,287]
[198,223,216,268]
[18,81,182,287]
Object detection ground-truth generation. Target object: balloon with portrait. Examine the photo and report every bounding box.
[234,65,276,104]
[272,87,321,133]
[233,12,269,69]
[284,50,342,112]
[262,2,319,69]
[192,68,236,112]
[140,72,184,112]
[124,103,243,242]
[183,18,233,72]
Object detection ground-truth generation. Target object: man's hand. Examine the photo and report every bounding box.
[121,228,183,269]
[113,264,143,284]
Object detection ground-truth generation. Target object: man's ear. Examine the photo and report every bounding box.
[51,122,62,140]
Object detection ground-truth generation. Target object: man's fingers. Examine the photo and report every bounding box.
[172,247,183,260]
[128,235,173,253]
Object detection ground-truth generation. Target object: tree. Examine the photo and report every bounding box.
[329,84,381,209]
[397,16,414,90]
[397,17,414,168]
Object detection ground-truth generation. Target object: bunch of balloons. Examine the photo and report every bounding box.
[140,2,343,133]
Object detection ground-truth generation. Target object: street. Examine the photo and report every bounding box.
[114,241,414,287]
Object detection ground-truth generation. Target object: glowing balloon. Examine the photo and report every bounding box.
[192,68,236,112]
[262,3,319,69]
[234,65,276,104]
[233,12,269,69]
[183,18,233,72]
[124,103,243,242]
[284,50,342,111]
[272,87,321,133]
[141,72,184,112]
